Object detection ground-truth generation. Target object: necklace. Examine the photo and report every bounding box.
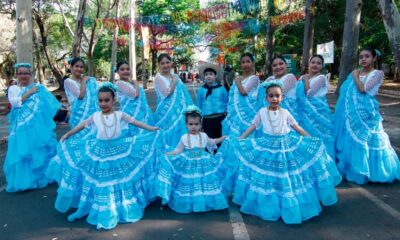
[187,132,203,156]
[266,107,283,135]
[101,111,117,140]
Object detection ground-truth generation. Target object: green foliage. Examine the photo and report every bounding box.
[24,0,399,79]
[96,58,111,78]
[46,15,74,56]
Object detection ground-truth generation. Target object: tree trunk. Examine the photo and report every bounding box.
[56,0,75,38]
[110,0,120,82]
[87,1,102,76]
[34,11,64,89]
[151,47,157,77]
[86,0,113,77]
[141,43,147,89]
[301,0,315,74]
[16,0,33,83]
[33,31,44,84]
[129,0,137,80]
[377,0,400,82]
[337,0,363,92]
[72,0,87,57]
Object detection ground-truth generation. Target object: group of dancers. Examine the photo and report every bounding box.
[4,48,400,229]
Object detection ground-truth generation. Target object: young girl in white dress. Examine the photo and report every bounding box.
[64,57,99,129]
[115,60,153,134]
[46,83,160,229]
[222,53,260,137]
[225,80,341,224]
[156,105,229,213]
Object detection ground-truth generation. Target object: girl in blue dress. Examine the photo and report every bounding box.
[5,63,60,192]
[115,60,153,134]
[296,55,335,159]
[258,56,298,119]
[222,53,260,137]
[226,80,341,224]
[46,83,160,229]
[154,53,193,148]
[156,105,228,213]
[334,48,400,184]
[64,58,99,129]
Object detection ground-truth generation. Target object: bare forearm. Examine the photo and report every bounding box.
[61,123,85,140]
[134,81,139,97]
[354,76,365,93]
[168,79,178,96]
[303,78,310,93]
[292,124,310,137]
[21,92,33,103]
[236,81,248,96]
[213,135,227,145]
[130,118,158,131]
[353,71,365,93]
[78,80,87,99]
[239,125,256,139]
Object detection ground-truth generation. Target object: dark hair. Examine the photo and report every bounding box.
[272,55,287,64]
[204,68,217,75]
[310,54,324,65]
[360,47,377,57]
[185,111,202,123]
[240,53,255,62]
[265,83,283,94]
[360,47,382,69]
[116,60,129,71]
[157,53,172,63]
[70,57,85,67]
[98,86,116,99]
[8,79,16,86]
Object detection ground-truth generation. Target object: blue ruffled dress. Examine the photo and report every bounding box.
[5,84,60,192]
[156,132,229,213]
[154,74,193,148]
[116,80,154,135]
[334,71,400,184]
[222,76,260,137]
[223,108,341,224]
[66,77,99,137]
[46,111,161,229]
[296,78,335,159]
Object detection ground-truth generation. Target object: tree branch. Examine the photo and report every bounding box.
[56,0,75,37]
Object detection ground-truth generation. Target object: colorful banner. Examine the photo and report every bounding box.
[317,40,334,64]
[270,7,305,27]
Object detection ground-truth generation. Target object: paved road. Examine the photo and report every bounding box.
[0,84,400,240]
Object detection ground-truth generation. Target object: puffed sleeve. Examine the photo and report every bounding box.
[243,75,260,93]
[281,74,297,95]
[64,78,80,98]
[7,85,22,108]
[307,75,327,97]
[364,70,384,96]
[116,80,136,98]
[251,110,262,128]
[155,74,171,99]
[285,110,298,127]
